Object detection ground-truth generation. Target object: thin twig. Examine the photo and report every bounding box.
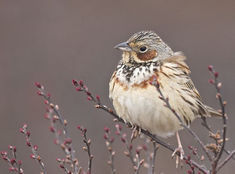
[19,124,47,174]
[208,67,227,174]
[35,82,79,173]
[151,142,159,174]
[217,150,235,172]
[77,126,93,174]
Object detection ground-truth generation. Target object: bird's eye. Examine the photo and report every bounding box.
[139,46,147,53]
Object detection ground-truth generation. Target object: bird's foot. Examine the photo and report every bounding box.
[172,146,184,168]
[131,125,141,142]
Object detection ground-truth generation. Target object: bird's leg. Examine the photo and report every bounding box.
[172,131,184,168]
[131,125,139,142]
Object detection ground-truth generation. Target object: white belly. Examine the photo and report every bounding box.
[110,85,183,138]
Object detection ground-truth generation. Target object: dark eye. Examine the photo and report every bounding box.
[139,46,147,53]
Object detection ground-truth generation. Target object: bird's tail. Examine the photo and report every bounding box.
[205,105,222,117]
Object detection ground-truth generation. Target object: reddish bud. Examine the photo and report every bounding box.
[115,124,122,131]
[18,160,22,165]
[104,126,110,133]
[10,158,16,165]
[115,131,120,135]
[187,170,193,174]
[33,145,38,151]
[37,91,42,96]
[136,146,142,154]
[208,65,213,71]
[59,164,65,168]
[72,79,78,86]
[30,154,35,159]
[1,151,7,156]
[26,141,31,147]
[96,95,100,101]
[86,91,91,96]
[34,82,41,88]
[47,93,51,98]
[83,128,87,133]
[77,125,81,130]
[76,87,81,91]
[44,100,49,105]
[23,124,28,129]
[214,72,219,78]
[44,114,49,119]
[110,137,114,143]
[26,131,31,137]
[19,128,24,133]
[9,167,16,172]
[104,134,108,140]
[64,138,72,145]
[208,79,214,84]
[79,80,84,86]
[87,96,92,101]
[49,126,55,133]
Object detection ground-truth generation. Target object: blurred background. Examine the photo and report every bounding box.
[1,0,235,173]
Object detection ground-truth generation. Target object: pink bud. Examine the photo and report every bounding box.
[30,154,35,159]
[26,141,31,147]
[214,72,219,78]
[26,131,30,137]
[49,126,55,133]
[10,158,16,165]
[79,80,84,86]
[64,138,72,145]
[34,82,41,88]
[37,91,42,96]
[96,95,100,101]
[87,96,92,101]
[208,79,214,84]
[208,65,213,71]
[76,87,81,91]
[104,126,110,133]
[1,151,7,156]
[33,145,38,151]
[72,79,78,86]
[110,137,114,143]
[104,134,108,140]
[9,167,16,171]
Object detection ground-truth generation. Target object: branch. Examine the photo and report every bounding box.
[72,80,209,174]
[217,150,235,172]
[19,124,47,174]
[35,82,79,173]
[77,126,93,174]
[208,66,227,173]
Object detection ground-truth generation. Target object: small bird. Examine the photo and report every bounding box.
[109,31,221,163]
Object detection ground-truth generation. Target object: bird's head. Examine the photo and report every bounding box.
[114,31,174,64]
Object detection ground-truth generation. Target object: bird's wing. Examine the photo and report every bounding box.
[161,52,221,117]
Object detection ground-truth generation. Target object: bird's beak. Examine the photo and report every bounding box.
[114,41,132,51]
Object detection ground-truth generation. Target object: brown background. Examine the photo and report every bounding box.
[0,0,235,173]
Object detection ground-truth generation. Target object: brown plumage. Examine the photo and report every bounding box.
[110,31,221,139]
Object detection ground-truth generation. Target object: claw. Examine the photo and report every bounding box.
[172,132,184,168]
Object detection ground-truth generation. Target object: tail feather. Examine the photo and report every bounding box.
[205,105,222,117]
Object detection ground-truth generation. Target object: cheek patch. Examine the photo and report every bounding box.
[137,50,157,61]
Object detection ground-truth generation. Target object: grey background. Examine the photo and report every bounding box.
[0,0,235,173]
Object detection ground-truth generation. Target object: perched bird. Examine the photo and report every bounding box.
[109,31,221,163]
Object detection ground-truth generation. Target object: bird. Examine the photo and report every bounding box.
[109,30,221,165]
